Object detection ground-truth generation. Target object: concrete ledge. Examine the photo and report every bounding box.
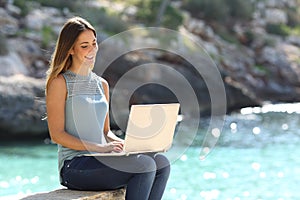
[18,188,125,200]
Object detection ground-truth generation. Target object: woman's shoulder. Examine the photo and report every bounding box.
[48,74,66,91]
[92,72,109,86]
[53,74,66,84]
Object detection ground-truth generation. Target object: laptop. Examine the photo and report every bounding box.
[86,103,180,156]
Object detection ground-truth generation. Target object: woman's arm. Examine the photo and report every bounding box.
[46,75,122,152]
[101,79,124,143]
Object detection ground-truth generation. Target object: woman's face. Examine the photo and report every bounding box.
[70,29,98,67]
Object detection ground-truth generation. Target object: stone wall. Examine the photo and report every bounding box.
[4,188,125,200]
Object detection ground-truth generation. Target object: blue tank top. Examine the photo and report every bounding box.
[57,70,108,173]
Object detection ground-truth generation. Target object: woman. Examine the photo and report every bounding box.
[45,16,170,200]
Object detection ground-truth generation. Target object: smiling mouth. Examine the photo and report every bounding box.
[85,56,94,60]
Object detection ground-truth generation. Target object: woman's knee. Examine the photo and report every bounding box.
[134,154,157,173]
[153,154,170,171]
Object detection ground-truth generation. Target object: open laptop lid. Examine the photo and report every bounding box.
[123,103,180,153]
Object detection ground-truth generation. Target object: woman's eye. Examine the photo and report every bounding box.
[81,46,88,49]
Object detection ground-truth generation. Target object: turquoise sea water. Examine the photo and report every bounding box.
[1,104,300,199]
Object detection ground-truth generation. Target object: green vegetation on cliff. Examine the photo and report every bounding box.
[182,0,253,23]
[10,0,300,46]
[0,32,8,55]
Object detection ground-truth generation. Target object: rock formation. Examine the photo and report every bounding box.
[0,0,300,136]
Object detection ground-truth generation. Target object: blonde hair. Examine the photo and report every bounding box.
[45,16,96,93]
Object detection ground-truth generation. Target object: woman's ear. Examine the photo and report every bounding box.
[69,48,74,55]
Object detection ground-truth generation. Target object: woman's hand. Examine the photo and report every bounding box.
[103,141,124,153]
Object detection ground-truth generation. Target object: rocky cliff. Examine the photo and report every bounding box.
[0,0,300,137]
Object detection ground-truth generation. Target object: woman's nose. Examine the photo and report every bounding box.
[88,46,98,55]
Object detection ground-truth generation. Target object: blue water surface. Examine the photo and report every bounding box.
[1,104,300,199]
